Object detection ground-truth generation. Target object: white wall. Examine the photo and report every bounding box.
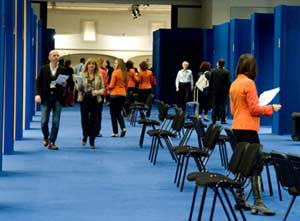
[47,6,171,62]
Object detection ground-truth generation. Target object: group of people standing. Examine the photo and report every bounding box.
[35,50,154,150]
[175,59,231,123]
[176,54,282,216]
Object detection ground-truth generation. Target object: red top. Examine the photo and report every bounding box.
[99,67,108,96]
[109,69,127,96]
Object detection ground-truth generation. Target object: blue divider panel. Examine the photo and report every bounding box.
[213,23,230,70]
[15,0,24,140]
[25,6,33,129]
[251,13,274,126]
[0,0,5,169]
[3,0,15,154]
[273,5,300,135]
[202,29,214,64]
[152,29,204,105]
[229,19,251,79]
[30,14,37,120]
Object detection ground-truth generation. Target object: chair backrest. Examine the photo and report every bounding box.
[171,110,186,133]
[191,116,206,149]
[157,101,169,122]
[228,142,250,174]
[203,124,222,150]
[224,128,237,151]
[271,151,295,189]
[145,94,155,117]
[286,154,300,192]
[238,143,262,177]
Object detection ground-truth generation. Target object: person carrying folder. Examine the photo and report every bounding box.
[35,50,67,150]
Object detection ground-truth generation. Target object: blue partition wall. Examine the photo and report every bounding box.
[229,19,251,79]
[202,29,214,64]
[213,23,230,70]
[3,0,15,154]
[0,0,5,169]
[152,29,204,105]
[273,5,300,135]
[251,13,274,126]
[15,0,24,140]
[25,6,33,129]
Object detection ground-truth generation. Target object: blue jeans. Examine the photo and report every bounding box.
[41,98,62,144]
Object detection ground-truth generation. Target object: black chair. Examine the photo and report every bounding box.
[137,100,168,148]
[272,151,300,221]
[188,142,261,221]
[173,121,223,191]
[128,93,155,126]
[148,108,186,165]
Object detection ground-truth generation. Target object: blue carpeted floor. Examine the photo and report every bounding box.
[0,104,299,221]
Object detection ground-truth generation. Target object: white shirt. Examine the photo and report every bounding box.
[49,63,58,76]
[175,69,194,89]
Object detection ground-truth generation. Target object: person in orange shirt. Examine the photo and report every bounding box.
[137,61,153,103]
[229,53,281,216]
[108,58,128,137]
[97,58,109,137]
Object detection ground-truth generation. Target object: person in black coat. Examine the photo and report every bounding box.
[209,59,231,124]
[35,50,67,150]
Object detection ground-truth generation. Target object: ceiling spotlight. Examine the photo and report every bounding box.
[131,4,141,19]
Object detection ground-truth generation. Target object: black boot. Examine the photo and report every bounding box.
[251,176,275,216]
[234,188,251,210]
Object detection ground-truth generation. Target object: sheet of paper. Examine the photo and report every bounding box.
[76,75,83,84]
[258,87,280,106]
[55,74,69,85]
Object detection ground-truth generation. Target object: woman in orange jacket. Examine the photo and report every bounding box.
[229,53,281,215]
[137,61,153,103]
[108,58,128,137]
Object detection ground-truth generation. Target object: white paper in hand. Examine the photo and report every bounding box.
[258,87,280,106]
[55,74,69,85]
[76,75,83,84]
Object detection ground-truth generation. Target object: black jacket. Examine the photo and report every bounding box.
[35,64,67,105]
[209,67,231,95]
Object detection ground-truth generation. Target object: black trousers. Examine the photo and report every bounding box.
[233,129,264,175]
[178,82,191,111]
[212,93,227,122]
[109,96,126,134]
[80,95,100,145]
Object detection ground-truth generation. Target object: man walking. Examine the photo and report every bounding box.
[35,50,67,150]
[210,59,231,124]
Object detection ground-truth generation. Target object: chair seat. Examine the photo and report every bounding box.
[196,174,241,188]
[147,129,160,136]
[217,134,229,141]
[184,121,194,129]
[138,119,160,126]
[288,186,300,195]
[159,130,177,138]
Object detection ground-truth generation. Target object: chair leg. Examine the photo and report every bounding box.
[188,185,198,221]
[265,163,273,196]
[139,124,147,148]
[153,138,161,165]
[197,186,208,221]
[209,187,218,221]
[180,156,190,191]
[174,154,182,183]
[215,188,231,221]
[177,156,187,188]
[227,187,246,221]
[284,196,296,221]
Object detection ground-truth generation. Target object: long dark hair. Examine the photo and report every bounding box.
[235,53,257,80]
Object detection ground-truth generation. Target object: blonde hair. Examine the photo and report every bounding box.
[82,58,99,75]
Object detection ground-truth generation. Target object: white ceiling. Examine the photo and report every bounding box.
[41,0,203,5]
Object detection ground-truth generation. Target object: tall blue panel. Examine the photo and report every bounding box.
[25,6,33,129]
[15,0,24,140]
[251,13,274,126]
[213,23,230,70]
[273,5,300,135]
[3,0,15,154]
[0,0,5,169]
[152,30,161,98]
[229,19,251,80]
[202,29,214,64]
[152,29,204,105]
[30,14,37,121]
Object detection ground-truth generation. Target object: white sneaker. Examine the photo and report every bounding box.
[111,133,119,137]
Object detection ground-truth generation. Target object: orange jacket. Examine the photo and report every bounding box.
[138,70,152,89]
[229,74,273,132]
[99,67,108,96]
[127,68,138,88]
[109,69,127,96]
